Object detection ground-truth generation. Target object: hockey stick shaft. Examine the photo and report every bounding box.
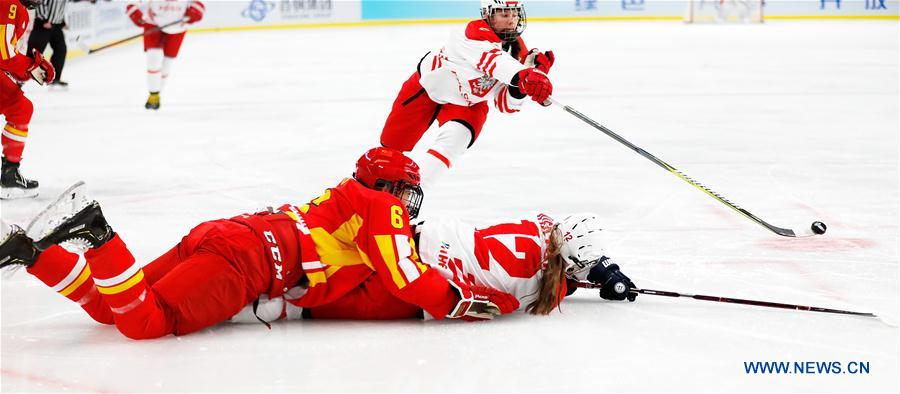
[574,281,876,318]
[548,97,821,238]
[87,19,186,54]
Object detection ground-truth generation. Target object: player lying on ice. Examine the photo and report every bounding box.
[380,0,555,189]
[0,148,635,339]
[233,210,637,324]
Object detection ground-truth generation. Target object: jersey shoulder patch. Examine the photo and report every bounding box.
[465,19,501,43]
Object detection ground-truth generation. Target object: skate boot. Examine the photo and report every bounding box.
[1,158,39,199]
[26,181,114,251]
[145,92,160,110]
[0,223,40,270]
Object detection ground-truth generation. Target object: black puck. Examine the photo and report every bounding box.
[811,221,827,235]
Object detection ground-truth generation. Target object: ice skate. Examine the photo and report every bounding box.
[145,92,160,110]
[0,222,40,270]
[26,181,114,251]
[0,158,39,200]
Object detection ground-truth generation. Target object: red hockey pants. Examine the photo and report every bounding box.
[380,72,489,152]
[1,76,33,162]
[29,220,271,339]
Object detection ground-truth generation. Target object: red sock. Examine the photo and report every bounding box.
[85,234,173,339]
[27,245,114,324]
[2,122,27,162]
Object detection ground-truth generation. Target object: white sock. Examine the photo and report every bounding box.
[146,49,163,93]
[161,56,175,89]
[413,121,472,190]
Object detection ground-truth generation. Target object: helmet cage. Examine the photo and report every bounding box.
[481,2,527,42]
[374,179,424,219]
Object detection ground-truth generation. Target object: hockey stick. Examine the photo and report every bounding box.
[548,97,826,238]
[573,281,880,319]
[84,19,186,55]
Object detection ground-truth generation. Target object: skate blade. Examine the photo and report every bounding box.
[25,181,90,239]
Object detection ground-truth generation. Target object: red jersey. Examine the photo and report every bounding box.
[0,0,32,81]
[277,178,458,319]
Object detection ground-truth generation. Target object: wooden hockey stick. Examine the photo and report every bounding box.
[84,19,187,55]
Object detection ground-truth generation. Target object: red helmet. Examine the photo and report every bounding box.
[354,147,424,218]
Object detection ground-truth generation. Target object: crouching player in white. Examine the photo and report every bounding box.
[235,212,636,323]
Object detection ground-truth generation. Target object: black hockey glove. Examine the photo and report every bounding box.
[586,260,637,302]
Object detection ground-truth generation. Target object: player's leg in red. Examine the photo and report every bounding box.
[380,72,441,152]
[0,221,116,324]
[132,220,272,336]
[143,26,165,110]
[28,245,117,324]
[0,77,38,199]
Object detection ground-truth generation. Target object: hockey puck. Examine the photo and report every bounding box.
[811,221,827,235]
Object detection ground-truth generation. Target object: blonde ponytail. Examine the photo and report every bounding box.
[526,229,567,315]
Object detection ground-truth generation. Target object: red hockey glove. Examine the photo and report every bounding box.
[126,4,146,27]
[184,5,204,24]
[516,68,553,105]
[446,281,520,321]
[526,49,555,74]
[27,50,55,85]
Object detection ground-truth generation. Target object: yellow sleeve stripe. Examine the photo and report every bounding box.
[374,234,406,289]
[97,270,145,295]
[58,266,92,297]
[0,25,9,60]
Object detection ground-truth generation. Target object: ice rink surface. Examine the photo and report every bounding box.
[1,20,898,392]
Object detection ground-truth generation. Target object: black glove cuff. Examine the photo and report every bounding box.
[508,74,527,99]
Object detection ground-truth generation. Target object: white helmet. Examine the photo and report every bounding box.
[555,213,610,281]
[480,0,527,42]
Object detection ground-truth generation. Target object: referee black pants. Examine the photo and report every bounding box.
[27,21,67,81]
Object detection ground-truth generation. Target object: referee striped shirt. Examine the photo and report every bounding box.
[35,0,67,24]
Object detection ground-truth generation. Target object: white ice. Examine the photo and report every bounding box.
[1,20,898,392]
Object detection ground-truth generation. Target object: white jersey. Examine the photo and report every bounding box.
[418,19,530,114]
[416,212,557,312]
[127,0,203,34]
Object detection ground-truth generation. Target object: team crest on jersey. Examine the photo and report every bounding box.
[468,75,498,98]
